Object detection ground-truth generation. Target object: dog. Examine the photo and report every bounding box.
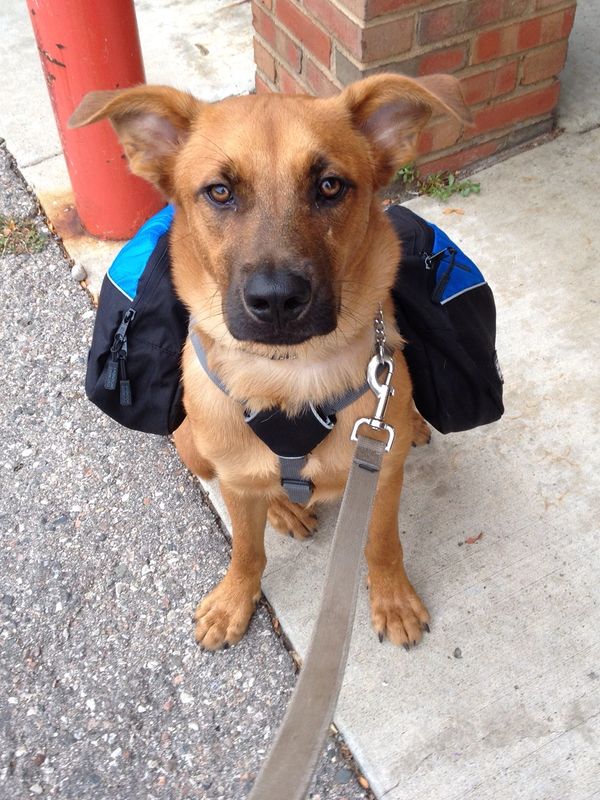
[70,73,471,651]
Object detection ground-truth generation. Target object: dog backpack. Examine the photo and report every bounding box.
[85,204,188,435]
[85,203,503,436]
[387,204,504,433]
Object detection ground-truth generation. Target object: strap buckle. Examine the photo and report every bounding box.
[350,354,395,451]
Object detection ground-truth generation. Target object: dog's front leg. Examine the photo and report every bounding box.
[365,465,430,649]
[194,484,267,649]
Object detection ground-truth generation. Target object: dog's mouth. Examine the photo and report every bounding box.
[223,266,338,347]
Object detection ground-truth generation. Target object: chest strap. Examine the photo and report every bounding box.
[189,330,369,504]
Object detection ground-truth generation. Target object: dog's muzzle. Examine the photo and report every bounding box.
[225,266,337,345]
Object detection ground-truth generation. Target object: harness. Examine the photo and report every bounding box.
[189,328,371,504]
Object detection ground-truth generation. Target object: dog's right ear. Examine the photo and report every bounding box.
[68,86,203,196]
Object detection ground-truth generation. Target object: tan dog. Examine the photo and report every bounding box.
[70,74,471,651]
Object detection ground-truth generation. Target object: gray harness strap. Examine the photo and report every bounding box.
[189,329,229,395]
[278,457,313,505]
[189,329,369,503]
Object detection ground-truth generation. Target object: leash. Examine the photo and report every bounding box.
[248,337,395,800]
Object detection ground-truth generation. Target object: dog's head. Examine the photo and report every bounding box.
[70,76,471,355]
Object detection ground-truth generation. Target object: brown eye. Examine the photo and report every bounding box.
[206,184,233,205]
[317,176,345,201]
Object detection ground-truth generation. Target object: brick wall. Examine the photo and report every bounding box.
[251,0,576,175]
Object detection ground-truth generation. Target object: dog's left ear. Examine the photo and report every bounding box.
[340,73,473,186]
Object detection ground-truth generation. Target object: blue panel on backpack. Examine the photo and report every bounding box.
[429,222,486,305]
[106,204,175,301]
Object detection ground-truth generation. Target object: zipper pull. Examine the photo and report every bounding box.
[119,347,132,406]
[105,308,135,394]
[104,355,119,391]
[113,308,136,344]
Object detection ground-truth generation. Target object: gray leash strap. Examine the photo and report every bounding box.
[248,434,386,800]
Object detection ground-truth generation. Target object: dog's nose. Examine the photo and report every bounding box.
[243,270,312,326]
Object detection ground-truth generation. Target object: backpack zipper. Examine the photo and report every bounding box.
[104,307,135,406]
[102,237,171,407]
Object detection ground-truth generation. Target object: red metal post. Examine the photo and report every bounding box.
[27,0,163,240]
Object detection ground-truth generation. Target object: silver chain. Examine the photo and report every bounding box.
[374,303,386,364]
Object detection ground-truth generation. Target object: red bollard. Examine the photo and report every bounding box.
[27,0,163,240]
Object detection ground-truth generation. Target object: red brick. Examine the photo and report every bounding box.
[303,58,341,96]
[473,27,505,63]
[419,3,463,45]
[418,117,463,155]
[521,40,569,84]
[460,70,495,106]
[253,37,276,83]
[473,8,577,64]
[417,138,499,176]
[465,0,505,28]
[535,0,572,8]
[494,59,518,95]
[419,44,468,74]
[503,0,529,15]
[304,0,362,60]
[255,74,274,94]
[276,0,331,67]
[561,5,576,36]
[277,60,308,94]
[275,24,303,72]
[541,5,576,41]
[517,16,542,49]
[336,0,430,19]
[363,14,414,62]
[467,81,560,136]
[419,0,517,45]
[460,60,518,105]
[252,3,276,47]
[255,0,273,9]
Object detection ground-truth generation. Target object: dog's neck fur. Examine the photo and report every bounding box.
[196,300,400,415]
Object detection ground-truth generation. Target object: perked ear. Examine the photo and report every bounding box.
[68,86,203,196]
[340,73,473,187]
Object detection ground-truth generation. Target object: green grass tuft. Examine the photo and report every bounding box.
[395,163,481,201]
[0,215,47,257]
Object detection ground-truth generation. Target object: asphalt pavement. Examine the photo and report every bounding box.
[0,142,369,800]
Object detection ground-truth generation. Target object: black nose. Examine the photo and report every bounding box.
[243,269,312,326]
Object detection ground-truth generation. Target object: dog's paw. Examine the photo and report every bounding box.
[267,497,318,540]
[193,576,261,650]
[368,569,430,649]
[411,411,432,447]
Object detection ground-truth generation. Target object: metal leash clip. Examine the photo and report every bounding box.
[351,354,395,451]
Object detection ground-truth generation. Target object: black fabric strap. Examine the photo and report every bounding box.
[189,326,371,504]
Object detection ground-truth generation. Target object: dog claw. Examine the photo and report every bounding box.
[222,642,230,650]
[403,643,410,652]
[423,623,430,633]
[378,632,384,643]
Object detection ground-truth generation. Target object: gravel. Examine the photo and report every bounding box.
[0,143,370,800]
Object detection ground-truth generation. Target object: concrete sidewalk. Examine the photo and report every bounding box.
[2,1,600,799]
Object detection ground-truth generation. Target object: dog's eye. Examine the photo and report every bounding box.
[317,177,345,201]
[206,184,233,205]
